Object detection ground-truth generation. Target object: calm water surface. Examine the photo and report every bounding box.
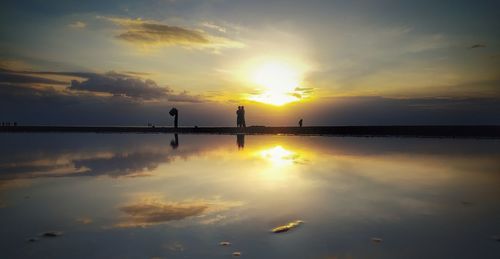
[0,133,499,258]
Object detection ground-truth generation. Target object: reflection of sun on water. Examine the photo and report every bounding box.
[256,145,304,183]
[259,146,296,167]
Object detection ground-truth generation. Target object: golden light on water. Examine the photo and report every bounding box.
[259,145,296,167]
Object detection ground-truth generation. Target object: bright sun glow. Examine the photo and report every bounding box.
[248,60,303,106]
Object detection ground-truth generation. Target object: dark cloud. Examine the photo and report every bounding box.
[105,17,244,49]
[469,44,486,49]
[118,23,209,45]
[0,70,66,85]
[69,72,171,100]
[167,90,205,103]
[0,68,206,102]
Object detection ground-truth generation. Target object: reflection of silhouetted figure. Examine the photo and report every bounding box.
[236,134,245,149]
[236,106,246,128]
[299,119,303,128]
[170,134,179,149]
[169,107,178,128]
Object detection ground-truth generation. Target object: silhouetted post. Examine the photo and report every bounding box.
[299,119,303,128]
[169,107,178,128]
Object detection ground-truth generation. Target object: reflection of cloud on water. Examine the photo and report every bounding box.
[115,196,241,228]
[0,136,218,183]
[0,151,179,180]
[164,241,185,252]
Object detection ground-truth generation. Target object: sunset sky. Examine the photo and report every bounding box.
[1,0,499,126]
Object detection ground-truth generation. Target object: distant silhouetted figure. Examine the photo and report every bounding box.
[237,134,245,149]
[236,106,242,127]
[236,106,247,128]
[169,107,178,128]
[299,119,303,128]
[170,134,179,149]
[241,106,246,127]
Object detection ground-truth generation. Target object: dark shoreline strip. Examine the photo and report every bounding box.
[1,126,499,138]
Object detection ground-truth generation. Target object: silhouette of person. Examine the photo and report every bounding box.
[236,106,242,127]
[169,107,178,128]
[241,106,246,127]
[299,119,303,127]
[170,134,179,149]
[236,134,245,149]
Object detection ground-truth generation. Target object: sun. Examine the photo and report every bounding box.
[248,60,303,106]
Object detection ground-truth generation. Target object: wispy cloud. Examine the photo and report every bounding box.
[200,21,227,33]
[68,21,86,29]
[0,69,67,85]
[103,17,244,50]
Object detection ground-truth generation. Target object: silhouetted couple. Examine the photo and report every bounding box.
[236,106,246,128]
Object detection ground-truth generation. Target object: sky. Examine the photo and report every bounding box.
[1,0,499,126]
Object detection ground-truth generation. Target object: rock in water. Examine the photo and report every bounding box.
[41,231,63,238]
[26,237,39,243]
[219,241,231,246]
[271,220,304,233]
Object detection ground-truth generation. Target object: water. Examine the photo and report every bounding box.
[0,133,499,258]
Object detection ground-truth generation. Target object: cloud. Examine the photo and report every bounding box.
[469,44,486,49]
[0,70,67,85]
[167,90,205,103]
[104,17,244,50]
[1,68,206,103]
[69,72,171,100]
[68,71,206,102]
[68,21,86,29]
[200,21,227,33]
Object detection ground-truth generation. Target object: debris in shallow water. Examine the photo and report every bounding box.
[232,251,241,256]
[271,220,304,233]
[371,237,383,244]
[219,241,231,246]
[461,201,474,206]
[41,231,63,238]
[26,237,39,242]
